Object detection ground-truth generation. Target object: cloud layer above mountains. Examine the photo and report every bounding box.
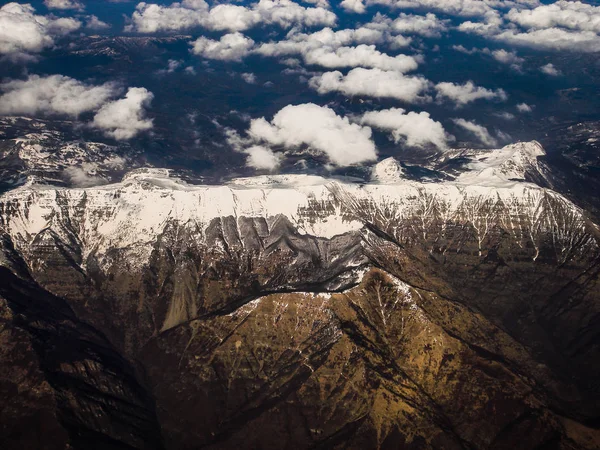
[242,103,378,167]
[1,0,599,171]
[0,74,154,140]
[0,2,80,59]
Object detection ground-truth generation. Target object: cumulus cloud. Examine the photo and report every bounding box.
[490,48,523,65]
[44,0,84,10]
[156,59,183,75]
[480,48,525,72]
[452,118,498,147]
[126,0,208,33]
[540,63,561,76]
[366,0,542,20]
[516,102,533,112]
[389,34,412,48]
[452,45,479,54]
[254,26,420,70]
[127,0,336,33]
[493,27,600,52]
[458,10,505,36]
[451,46,524,70]
[390,13,448,37]
[0,3,81,59]
[244,145,281,170]
[506,1,600,33]
[302,44,418,71]
[368,0,474,16]
[310,68,430,103]
[86,15,111,30]
[435,81,507,106]
[0,74,153,140]
[92,87,154,140]
[341,0,366,14]
[0,75,118,117]
[303,0,330,8]
[242,72,257,83]
[360,108,448,149]
[246,103,377,166]
[495,112,515,120]
[191,32,255,61]
[255,26,384,58]
[458,1,600,52]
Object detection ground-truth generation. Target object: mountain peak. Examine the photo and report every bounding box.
[454,141,547,187]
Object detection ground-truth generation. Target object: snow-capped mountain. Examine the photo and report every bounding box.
[1,141,599,449]
[0,117,142,189]
[1,142,593,275]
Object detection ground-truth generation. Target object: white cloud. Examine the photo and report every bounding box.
[254,26,420,71]
[166,59,182,72]
[303,0,330,8]
[244,145,281,170]
[310,68,430,103]
[0,75,118,117]
[516,102,533,112]
[360,107,448,149]
[0,3,81,59]
[126,1,208,33]
[127,0,336,33]
[302,44,418,72]
[361,12,443,46]
[452,45,479,54]
[452,118,498,147]
[157,59,183,74]
[490,48,523,65]
[255,26,384,58]
[389,34,412,48]
[64,166,105,187]
[242,72,257,83]
[191,32,255,61]
[451,45,524,71]
[92,87,154,140]
[365,0,541,18]
[458,10,504,36]
[341,0,366,14]
[202,4,262,32]
[540,62,561,76]
[435,80,507,106]
[486,48,524,71]
[0,75,154,140]
[44,0,84,10]
[506,1,600,33]
[493,27,600,52]
[246,103,377,166]
[45,16,81,36]
[86,15,111,30]
[390,13,448,37]
[495,112,515,120]
[458,1,600,52]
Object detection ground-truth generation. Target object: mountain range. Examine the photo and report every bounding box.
[1,141,599,449]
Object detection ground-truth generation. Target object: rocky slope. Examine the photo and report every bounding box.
[0,142,599,449]
[0,117,142,190]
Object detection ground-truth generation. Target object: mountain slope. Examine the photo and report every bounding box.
[0,142,599,449]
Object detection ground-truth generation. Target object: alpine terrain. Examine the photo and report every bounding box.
[0,141,599,449]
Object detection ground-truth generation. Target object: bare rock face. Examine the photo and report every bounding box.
[0,142,599,449]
